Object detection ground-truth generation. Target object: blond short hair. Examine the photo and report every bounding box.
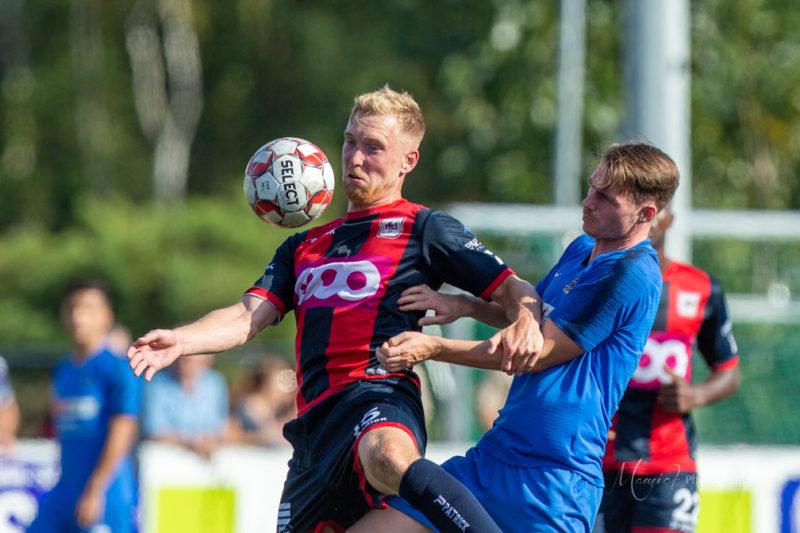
[349,85,426,142]
[593,142,679,210]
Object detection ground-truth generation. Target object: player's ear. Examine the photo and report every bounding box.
[638,203,657,224]
[400,148,420,176]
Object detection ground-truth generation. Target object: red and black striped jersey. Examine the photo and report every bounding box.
[246,199,513,416]
[603,259,739,474]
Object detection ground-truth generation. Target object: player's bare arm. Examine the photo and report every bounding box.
[658,364,741,413]
[397,276,544,375]
[127,295,279,381]
[485,275,545,374]
[76,415,138,528]
[378,317,583,374]
[398,284,510,328]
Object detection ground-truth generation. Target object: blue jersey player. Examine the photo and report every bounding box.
[351,143,680,532]
[28,280,140,533]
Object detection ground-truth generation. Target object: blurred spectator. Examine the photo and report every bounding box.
[106,323,133,357]
[29,279,140,533]
[228,356,296,447]
[142,354,229,458]
[0,355,19,452]
[476,372,512,432]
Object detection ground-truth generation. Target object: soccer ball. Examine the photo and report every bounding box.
[243,137,335,228]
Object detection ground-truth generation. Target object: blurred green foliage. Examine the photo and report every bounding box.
[0,187,319,345]
[1,0,799,347]
[694,323,800,444]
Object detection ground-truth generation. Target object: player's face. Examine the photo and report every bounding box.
[62,288,114,349]
[342,114,419,210]
[581,167,642,241]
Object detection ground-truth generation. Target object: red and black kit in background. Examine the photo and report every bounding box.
[603,260,739,476]
[598,260,740,533]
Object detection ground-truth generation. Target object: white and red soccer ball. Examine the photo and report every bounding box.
[243,137,335,228]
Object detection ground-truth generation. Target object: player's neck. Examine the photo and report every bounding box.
[71,335,106,361]
[346,194,405,214]
[590,231,648,262]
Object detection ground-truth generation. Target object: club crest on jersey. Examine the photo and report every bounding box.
[378,217,405,239]
[676,291,701,318]
[563,276,580,294]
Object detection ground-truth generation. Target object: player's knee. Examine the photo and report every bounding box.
[358,427,419,494]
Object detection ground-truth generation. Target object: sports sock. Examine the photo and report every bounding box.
[398,458,501,533]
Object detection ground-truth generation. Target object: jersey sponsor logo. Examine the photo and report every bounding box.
[352,406,388,438]
[629,333,691,389]
[294,260,380,305]
[464,237,484,251]
[55,396,101,421]
[676,290,701,318]
[377,217,405,238]
[464,237,504,264]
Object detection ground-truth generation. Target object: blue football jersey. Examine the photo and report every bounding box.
[51,347,140,499]
[477,234,662,486]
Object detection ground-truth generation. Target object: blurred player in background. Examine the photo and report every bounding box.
[0,355,20,452]
[28,280,140,533]
[128,85,541,533]
[228,355,297,448]
[352,142,679,532]
[595,206,741,533]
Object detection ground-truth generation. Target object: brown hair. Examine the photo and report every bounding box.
[593,143,679,210]
[349,84,426,142]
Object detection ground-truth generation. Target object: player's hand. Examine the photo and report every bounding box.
[397,285,467,326]
[658,365,699,413]
[494,312,544,375]
[377,331,441,372]
[76,484,105,529]
[127,329,182,381]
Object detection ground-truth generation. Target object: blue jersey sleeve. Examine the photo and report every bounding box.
[247,231,307,314]
[421,211,512,299]
[105,354,141,418]
[548,248,660,352]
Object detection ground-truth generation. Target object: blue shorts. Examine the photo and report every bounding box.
[388,447,602,533]
[27,485,136,533]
